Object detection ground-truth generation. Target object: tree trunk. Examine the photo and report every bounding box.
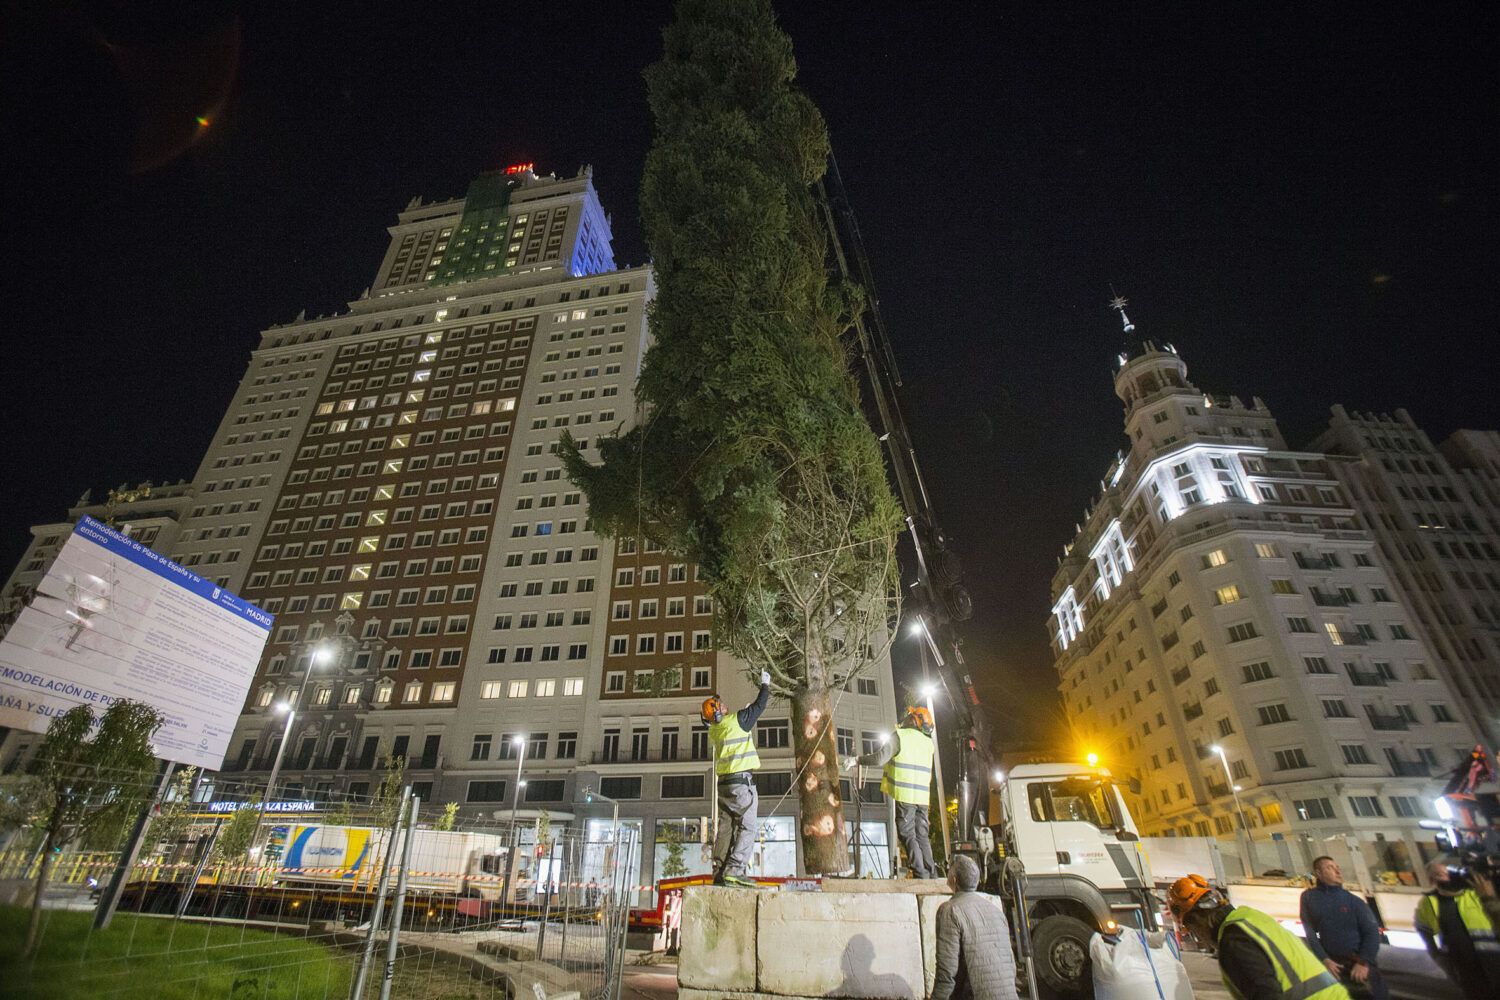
[791,685,848,874]
[23,822,59,957]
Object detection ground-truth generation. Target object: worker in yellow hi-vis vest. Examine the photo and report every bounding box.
[1170,873,1349,1000]
[703,670,771,888]
[843,705,938,878]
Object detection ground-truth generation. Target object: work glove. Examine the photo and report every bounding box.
[760,670,771,687]
[841,757,859,772]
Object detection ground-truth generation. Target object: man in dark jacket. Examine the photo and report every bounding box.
[931,855,1019,1000]
[1300,856,1388,999]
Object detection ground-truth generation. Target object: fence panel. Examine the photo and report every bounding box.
[0,772,634,1000]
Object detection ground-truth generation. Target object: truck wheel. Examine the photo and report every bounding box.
[1031,914,1094,997]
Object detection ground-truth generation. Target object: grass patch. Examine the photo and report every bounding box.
[0,905,353,1000]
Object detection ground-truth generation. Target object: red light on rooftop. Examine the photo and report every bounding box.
[505,162,534,175]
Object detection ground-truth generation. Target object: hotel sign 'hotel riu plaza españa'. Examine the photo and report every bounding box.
[0,516,271,770]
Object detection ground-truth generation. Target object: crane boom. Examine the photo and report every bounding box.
[817,153,995,843]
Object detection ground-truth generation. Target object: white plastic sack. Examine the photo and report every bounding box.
[1090,928,1194,1000]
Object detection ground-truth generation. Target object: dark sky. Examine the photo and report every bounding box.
[2,2,1496,746]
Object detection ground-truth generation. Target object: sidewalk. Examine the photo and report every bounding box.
[620,947,1459,999]
[621,953,679,1000]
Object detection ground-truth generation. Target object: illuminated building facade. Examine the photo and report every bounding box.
[0,166,898,887]
[1310,409,1500,745]
[1046,306,1480,879]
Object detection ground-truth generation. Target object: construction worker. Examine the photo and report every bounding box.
[1169,873,1349,1000]
[843,705,937,879]
[1415,859,1500,999]
[704,669,771,887]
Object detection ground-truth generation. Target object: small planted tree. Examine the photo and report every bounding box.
[435,802,459,832]
[658,822,689,879]
[213,798,261,875]
[149,765,199,861]
[563,0,902,874]
[20,701,163,956]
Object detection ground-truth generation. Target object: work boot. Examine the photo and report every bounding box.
[721,874,758,888]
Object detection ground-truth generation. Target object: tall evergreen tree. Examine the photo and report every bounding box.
[563,0,901,873]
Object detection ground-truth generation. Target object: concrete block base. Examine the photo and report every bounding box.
[680,883,944,999]
[678,886,759,992]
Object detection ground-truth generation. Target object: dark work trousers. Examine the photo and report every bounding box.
[715,778,758,877]
[896,801,937,878]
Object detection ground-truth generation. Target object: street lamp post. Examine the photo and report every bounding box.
[1211,744,1257,875]
[509,734,529,829]
[249,646,331,873]
[499,734,528,915]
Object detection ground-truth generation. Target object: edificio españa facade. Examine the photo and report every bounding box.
[0,166,899,890]
[1046,310,1482,881]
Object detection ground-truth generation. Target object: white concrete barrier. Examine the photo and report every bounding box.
[679,885,934,999]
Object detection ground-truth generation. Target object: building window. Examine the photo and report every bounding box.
[1293,797,1336,820]
[1256,704,1292,725]
[1273,748,1310,771]
[599,776,641,800]
[1226,622,1259,643]
[1340,744,1373,766]
[1242,661,1274,683]
[757,719,791,750]
[466,780,507,802]
[661,774,706,799]
[1348,795,1384,818]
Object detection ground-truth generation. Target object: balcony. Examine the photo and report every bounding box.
[1207,781,1231,798]
[1366,713,1409,732]
[589,749,710,765]
[1329,630,1368,646]
[1310,589,1349,608]
[1295,553,1334,570]
[1388,759,1430,777]
[1346,668,1386,687]
[1182,702,1204,721]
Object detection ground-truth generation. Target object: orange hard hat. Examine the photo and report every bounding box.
[904,706,934,730]
[701,696,725,724]
[1167,874,1216,922]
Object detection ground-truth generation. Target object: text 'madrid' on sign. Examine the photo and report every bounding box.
[0,516,272,770]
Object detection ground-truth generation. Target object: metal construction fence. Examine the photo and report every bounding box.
[0,775,637,1000]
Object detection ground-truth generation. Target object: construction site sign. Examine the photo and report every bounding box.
[0,516,271,769]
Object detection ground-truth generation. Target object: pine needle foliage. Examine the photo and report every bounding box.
[562,0,901,696]
[562,0,902,872]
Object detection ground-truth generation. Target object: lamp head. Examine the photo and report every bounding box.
[1086,752,1099,767]
[512,734,527,748]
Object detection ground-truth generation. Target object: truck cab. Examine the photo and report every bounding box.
[996,763,1159,998]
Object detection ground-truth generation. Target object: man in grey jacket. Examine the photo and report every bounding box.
[932,855,1020,1000]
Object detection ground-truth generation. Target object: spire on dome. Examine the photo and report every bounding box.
[1108,288,1134,333]
[1109,287,1151,365]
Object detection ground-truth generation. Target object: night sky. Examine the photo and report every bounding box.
[2,2,1495,747]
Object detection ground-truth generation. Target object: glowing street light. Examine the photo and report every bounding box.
[1086,752,1100,768]
[1211,744,1256,871]
[509,734,528,830]
[250,644,335,873]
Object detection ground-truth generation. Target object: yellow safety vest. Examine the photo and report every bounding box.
[710,714,761,776]
[1415,889,1499,953]
[1217,906,1349,1000]
[882,727,935,806]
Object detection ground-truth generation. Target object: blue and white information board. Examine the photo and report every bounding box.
[0,516,272,770]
